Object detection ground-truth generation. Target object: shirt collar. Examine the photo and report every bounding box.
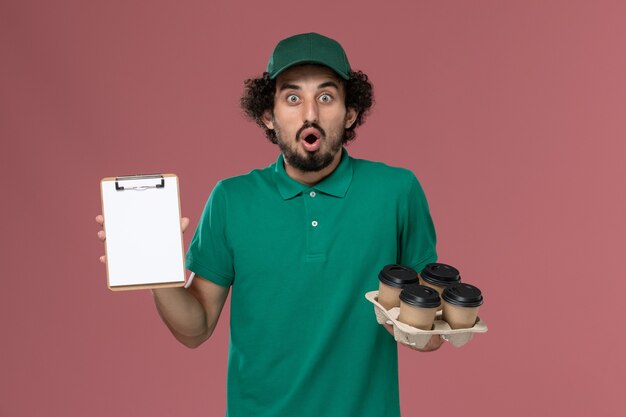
[274,148,354,200]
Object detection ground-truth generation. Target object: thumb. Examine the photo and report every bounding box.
[181,217,190,233]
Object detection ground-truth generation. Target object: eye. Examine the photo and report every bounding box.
[319,94,333,103]
[287,94,300,104]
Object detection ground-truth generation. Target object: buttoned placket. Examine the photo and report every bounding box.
[303,187,324,257]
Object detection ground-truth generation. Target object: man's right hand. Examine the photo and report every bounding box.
[94,213,229,348]
[95,214,191,264]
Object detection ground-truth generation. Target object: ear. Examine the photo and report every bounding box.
[344,107,358,129]
[262,110,274,130]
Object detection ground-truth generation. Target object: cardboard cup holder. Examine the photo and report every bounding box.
[365,291,488,349]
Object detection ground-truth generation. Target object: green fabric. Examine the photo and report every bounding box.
[266,32,351,80]
[186,149,437,417]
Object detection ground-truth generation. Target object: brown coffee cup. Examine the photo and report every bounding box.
[441,283,483,329]
[419,263,461,295]
[419,263,461,310]
[377,264,419,310]
[397,284,441,330]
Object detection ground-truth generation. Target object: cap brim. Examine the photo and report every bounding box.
[269,59,350,80]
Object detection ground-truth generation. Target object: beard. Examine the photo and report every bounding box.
[274,121,344,172]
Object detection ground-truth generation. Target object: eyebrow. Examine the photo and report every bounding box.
[277,81,341,92]
[318,81,340,90]
[278,83,301,92]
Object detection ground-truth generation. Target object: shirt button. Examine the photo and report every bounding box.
[309,191,316,198]
[311,220,318,227]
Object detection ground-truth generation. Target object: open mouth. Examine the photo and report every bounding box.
[299,128,322,151]
[297,126,324,152]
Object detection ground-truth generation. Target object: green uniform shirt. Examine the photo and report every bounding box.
[186,149,437,417]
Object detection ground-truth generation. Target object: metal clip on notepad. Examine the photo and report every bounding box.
[115,174,165,191]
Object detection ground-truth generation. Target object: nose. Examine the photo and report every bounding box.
[303,99,319,123]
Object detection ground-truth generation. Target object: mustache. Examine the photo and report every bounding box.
[295,122,326,140]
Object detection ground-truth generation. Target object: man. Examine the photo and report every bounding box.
[97,32,440,417]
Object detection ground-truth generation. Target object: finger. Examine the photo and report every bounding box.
[95,215,104,225]
[181,217,190,233]
[99,255,106,263]
[97,230,106,241]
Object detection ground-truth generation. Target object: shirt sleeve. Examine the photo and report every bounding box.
[398,172,438,273]
[185,181,234,287]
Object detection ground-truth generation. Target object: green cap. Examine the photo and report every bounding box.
[266,33,351,80]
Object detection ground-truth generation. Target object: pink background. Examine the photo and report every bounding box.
[1,1,624,416]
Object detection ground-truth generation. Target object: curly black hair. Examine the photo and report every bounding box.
[240,69,374,144]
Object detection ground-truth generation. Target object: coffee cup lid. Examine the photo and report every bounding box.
[378,264,419,288]
[420,263,461,286]
[442,283,483,307]
[400,284,441,308]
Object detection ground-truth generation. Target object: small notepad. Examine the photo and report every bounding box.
[100,174,186,290]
